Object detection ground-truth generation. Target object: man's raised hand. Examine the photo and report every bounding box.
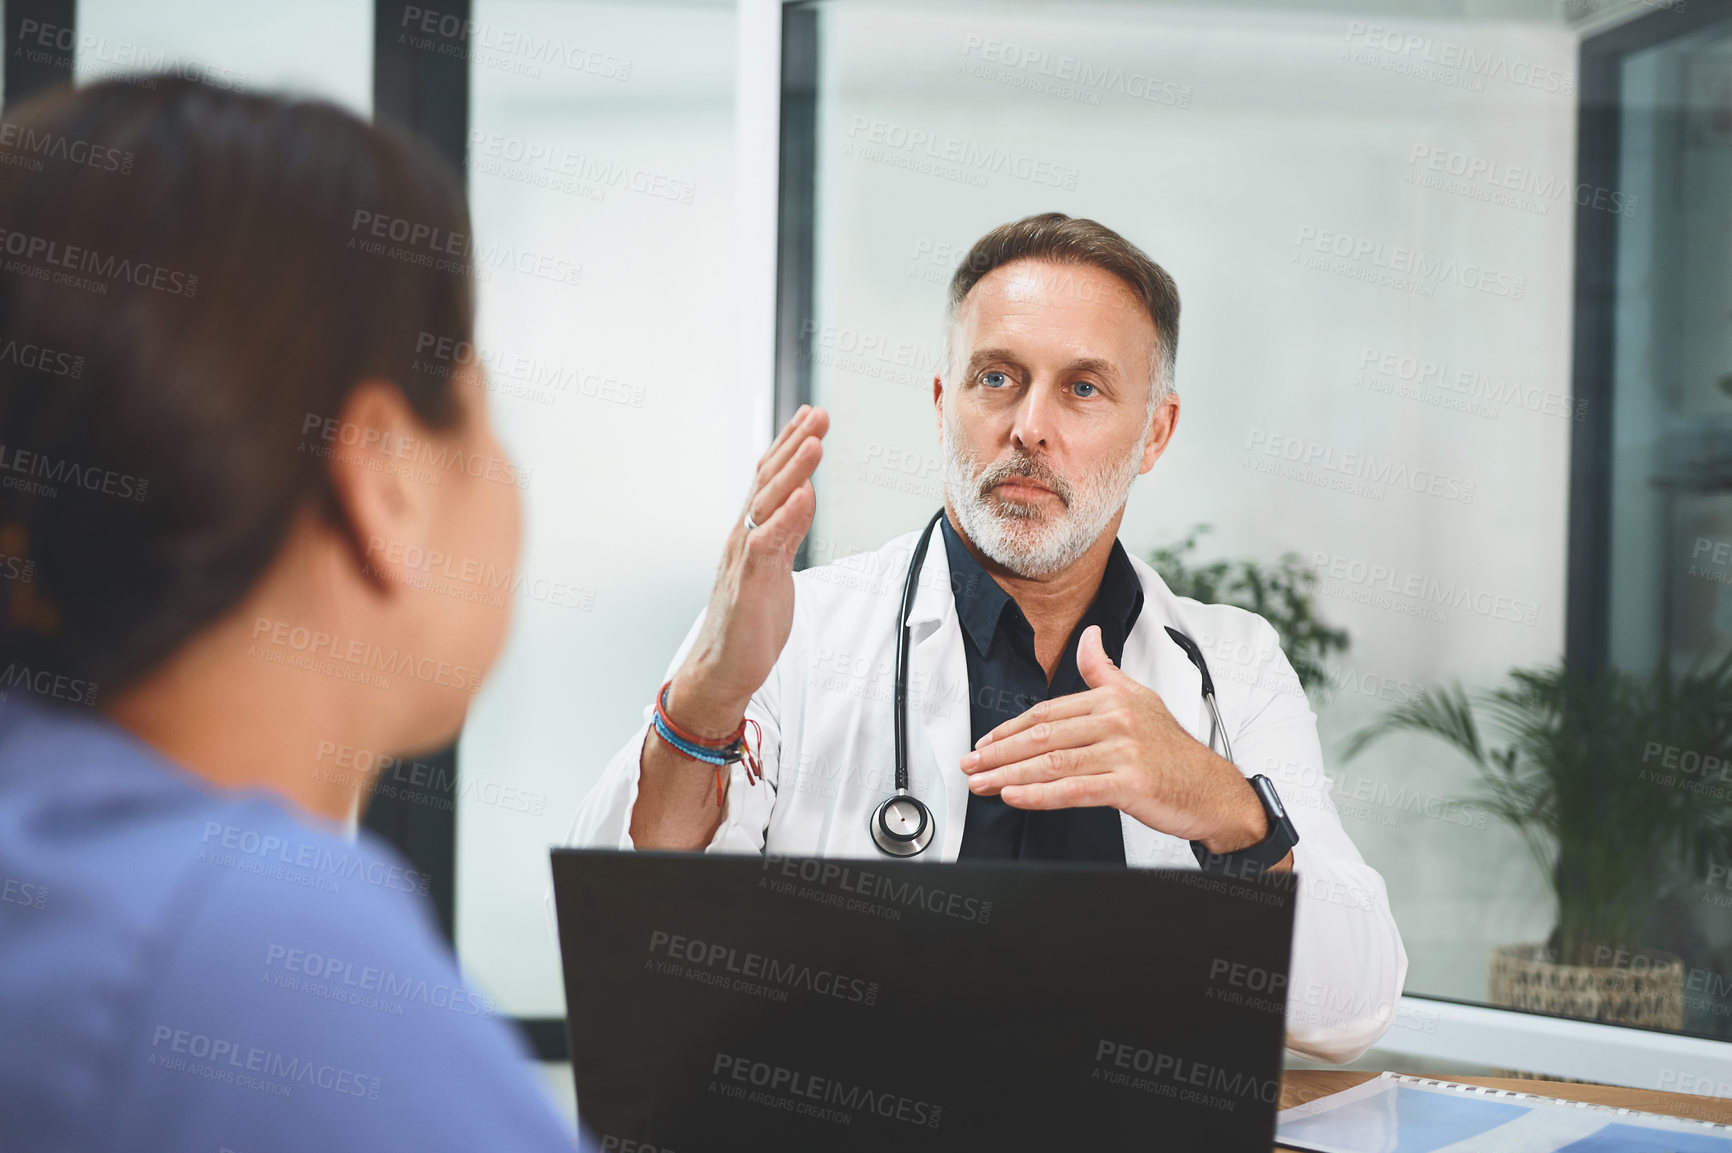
[664,405,829,737]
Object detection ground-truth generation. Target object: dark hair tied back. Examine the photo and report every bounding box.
[0,77,475,693]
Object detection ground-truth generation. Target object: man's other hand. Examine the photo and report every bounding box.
[958,624,1284,863]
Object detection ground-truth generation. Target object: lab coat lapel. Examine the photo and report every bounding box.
[1118,558,1209,866]
[1122,557,1209,744]
[900,541,1209,866]
[904,530,972,862]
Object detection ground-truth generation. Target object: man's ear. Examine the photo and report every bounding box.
[1140,391,1180,475]
[933,375,945,440]
[323,379,437,595]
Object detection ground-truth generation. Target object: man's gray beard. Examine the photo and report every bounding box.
[941,415,1143,580]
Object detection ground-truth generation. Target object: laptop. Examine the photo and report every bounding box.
[551,849,1296,1152]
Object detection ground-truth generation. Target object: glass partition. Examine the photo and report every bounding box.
[71,0,1731,1071]
[793,0,1732,1048]
[1609,21,1732,676]
[75,0,372,113]
[455,0,745,1022]
[1602,14,1732,1038]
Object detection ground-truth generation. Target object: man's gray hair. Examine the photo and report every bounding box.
[943,212,1181,424]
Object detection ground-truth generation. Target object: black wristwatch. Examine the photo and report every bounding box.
[1190,775,1299,881]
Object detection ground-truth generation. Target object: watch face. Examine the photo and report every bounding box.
[884,797,924,837]
[1251,776,1296,848]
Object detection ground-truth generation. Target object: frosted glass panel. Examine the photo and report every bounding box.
[456,0,743,1019]
[75,0,371,114]
[805,0,1577,1011]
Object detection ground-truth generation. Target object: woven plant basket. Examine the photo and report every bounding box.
[1489,943,1685,1029]
[1486,943,1685,1080]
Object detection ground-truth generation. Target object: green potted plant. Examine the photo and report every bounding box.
[1147,525,1348,698]
[1346,654,1732,1029]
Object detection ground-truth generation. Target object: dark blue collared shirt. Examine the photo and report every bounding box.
[941,515,1144,862]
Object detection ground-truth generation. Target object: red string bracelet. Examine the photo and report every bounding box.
[652,681,763,807]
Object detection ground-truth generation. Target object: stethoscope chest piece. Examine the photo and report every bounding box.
[869,510,1233,859]
[870,789,933,857]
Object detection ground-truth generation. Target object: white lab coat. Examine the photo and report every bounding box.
[562,528,1408,1064]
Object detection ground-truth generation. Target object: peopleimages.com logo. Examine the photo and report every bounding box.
[1309,550,1538,627]
[1292,225,1526,300]
[760,856,992,924]
[0,443,147,502]
[249,616,484,695]
[197,821,432,897]
[599,1138,672,1153]
[348,209,583,289]
[1092,1039,1279,1113]
[957,34,1193,109]
[1,872,48,910]
[843,116,1080,190]
[262,943,494,1017]
[397,5,633,81]
[0,336,83,379]
[299,412,530,489]
[712,1053,943,1129]
[1243,428,1477,505]
[0,118,133,174]
[1342,21,1574,95]
[1407,144,1635,218]
[0,225,197,297]
[646,929,880,1006]
[149,1025,381,1100]
[0,661,98,706]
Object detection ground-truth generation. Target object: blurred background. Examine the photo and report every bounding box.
[18,0,1729,1123]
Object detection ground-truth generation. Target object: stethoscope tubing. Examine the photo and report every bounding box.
[892,509,948,795]
[877,510,1230,857]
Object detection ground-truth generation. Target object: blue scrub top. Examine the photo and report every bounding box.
[0,692,582,1152]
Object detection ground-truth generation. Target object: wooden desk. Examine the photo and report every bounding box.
[1275,1071,1732,1151]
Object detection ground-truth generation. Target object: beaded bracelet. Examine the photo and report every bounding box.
[651,680,762,807]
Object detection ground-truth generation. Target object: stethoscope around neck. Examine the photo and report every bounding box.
[869,509,1234,858]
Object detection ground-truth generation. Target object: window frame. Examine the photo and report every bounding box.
[29,0,1732,1081]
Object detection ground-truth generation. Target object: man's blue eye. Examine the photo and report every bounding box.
[982,371,1009,388]
[1072,381,1097,397]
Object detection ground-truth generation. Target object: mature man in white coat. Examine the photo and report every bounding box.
[565,213,1406,1064]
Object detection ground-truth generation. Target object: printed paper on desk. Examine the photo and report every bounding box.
[1277,1073,1732,1153]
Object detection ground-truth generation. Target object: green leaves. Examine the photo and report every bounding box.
[1147,525,1349,698]
[1349,653,1732,965]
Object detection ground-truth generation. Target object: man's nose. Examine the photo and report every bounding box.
[1009,385,1052,452]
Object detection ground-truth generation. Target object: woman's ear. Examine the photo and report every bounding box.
[322,380,437,596]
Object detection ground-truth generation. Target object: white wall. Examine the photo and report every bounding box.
[805,0,1581,1000]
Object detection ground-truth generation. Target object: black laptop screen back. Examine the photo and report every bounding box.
[553,850,1295,1153]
